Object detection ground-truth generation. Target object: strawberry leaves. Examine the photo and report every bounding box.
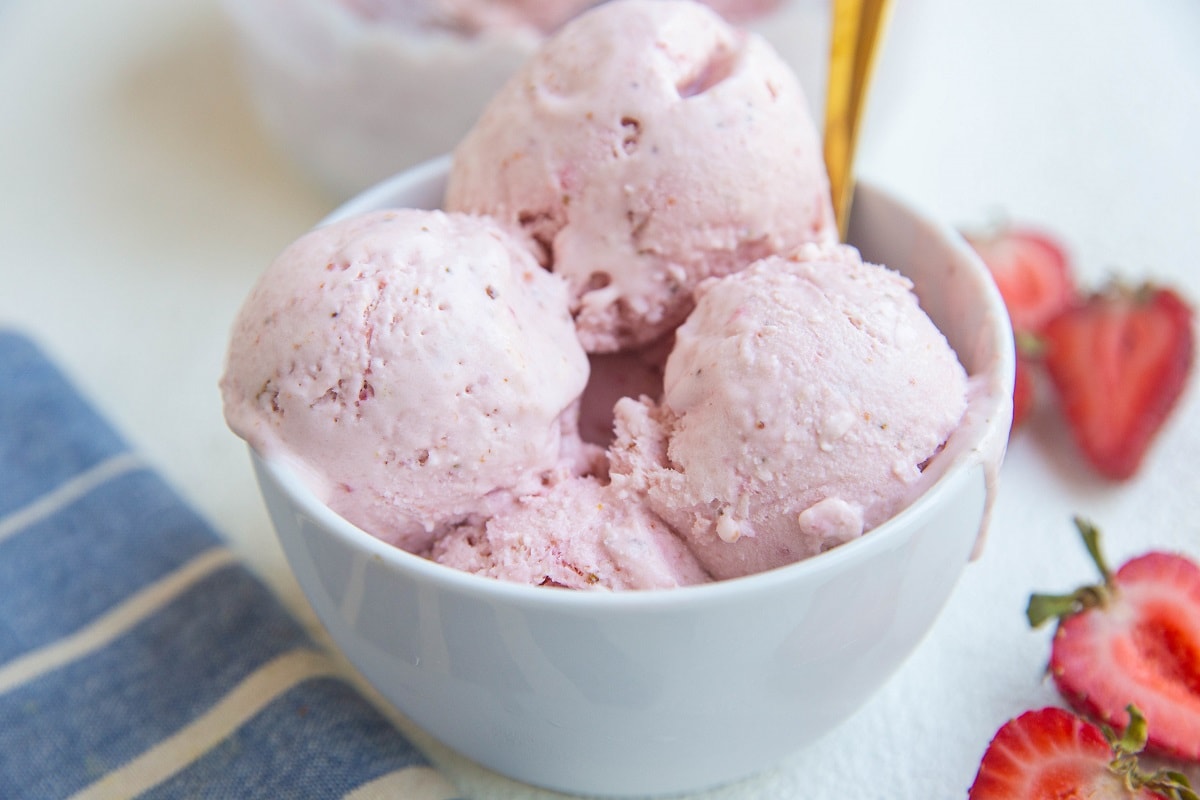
[1025,516,1113,626]
[1108,708,1200,800]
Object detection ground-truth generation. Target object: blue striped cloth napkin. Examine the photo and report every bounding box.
[0,331,465,800]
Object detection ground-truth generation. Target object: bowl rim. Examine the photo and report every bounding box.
[254,154,1014,611]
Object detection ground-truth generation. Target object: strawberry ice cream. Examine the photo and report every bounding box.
[429,476,711,589]
[445,0,836,353]
[608,244,969,580]
[220,209,592,554]
[224,0,974,591]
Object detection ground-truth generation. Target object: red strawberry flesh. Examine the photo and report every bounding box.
[968,707,1166,799]
[1051,551,1200,760]
[1042,285,1194,480]
[964,225,1074,435]
[965,227,1075,334]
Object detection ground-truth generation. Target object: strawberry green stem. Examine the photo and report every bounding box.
[1014,329,1045,359]
[1109,704,1151,758]
[1151,773,1200,800]
[1106,706,1198,800]
[1074,516,1114,584]
[1025,517,1115,628]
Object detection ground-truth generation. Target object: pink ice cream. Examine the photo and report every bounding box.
[445,0,836,353]
[430,476,711,589]
[220,208,592,553]
[225,0,974,591]
[608,244,969,580]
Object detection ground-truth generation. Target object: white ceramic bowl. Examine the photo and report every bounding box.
[250,156,1014,797]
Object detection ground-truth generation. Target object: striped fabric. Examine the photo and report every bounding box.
[0,332,464,800]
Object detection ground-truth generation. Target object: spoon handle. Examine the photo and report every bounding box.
[824,0,894,240]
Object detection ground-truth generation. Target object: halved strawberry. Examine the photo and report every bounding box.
[968,706,1195,799]
[1028,518,1200,761]
[1041,283,1194,480]
[964,226,1076,335]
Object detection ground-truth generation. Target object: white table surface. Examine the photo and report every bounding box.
[2,1,1198,797]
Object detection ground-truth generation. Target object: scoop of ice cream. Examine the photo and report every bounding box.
[430,476,711,589]
[608,244,969,580]
[445,0,836,353]
[221,208,591,553]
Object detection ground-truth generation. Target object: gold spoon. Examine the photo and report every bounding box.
[823,0,894,240]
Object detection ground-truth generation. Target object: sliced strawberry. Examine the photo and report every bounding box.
[1028,518,1200,761]
[964,225,1074,434]
[968,706,1189,799]
[965,226,1076,334]
[1041,283,1194,480]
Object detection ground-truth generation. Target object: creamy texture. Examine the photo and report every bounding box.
[430,476,711,589]
[224,0,978,590]
[608,244,969,580]
[445,0,835,353]
[221,209,591,553]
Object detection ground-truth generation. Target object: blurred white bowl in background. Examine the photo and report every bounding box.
[221,0,830,200]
